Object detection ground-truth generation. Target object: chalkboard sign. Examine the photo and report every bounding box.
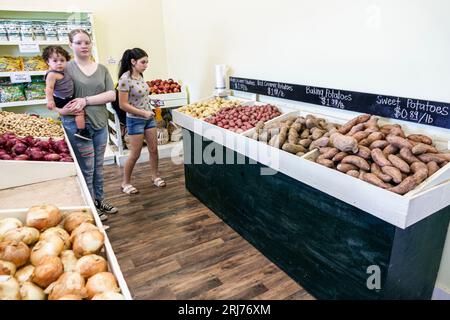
[230,77,450,129]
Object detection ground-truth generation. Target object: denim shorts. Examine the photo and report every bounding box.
[126,116,156,135]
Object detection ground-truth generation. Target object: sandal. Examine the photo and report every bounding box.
[152,177,166,188]
[122,184,139,194]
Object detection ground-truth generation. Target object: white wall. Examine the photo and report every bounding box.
[162,0,450,294]
[163,0,450,104]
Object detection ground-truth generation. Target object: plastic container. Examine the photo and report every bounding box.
[5,20,21,41]
[32,21,46,40]
[0,21,8,41]
[20,21,34,41]
[44,21,58,41]
[57,21,69,41]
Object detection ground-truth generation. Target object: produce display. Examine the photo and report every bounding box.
[178,97,243,119]
[0,111,64,138]
[204,104,282,133]
[311,114,450,195]
[0,205,125,300]
[250,114,340,157]
[0,132,73,162]
[147,78,181,94]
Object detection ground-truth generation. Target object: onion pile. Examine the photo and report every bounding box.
[0,204,124,300]
[0,133,73,162]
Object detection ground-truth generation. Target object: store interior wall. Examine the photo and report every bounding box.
[2,0,450,294]
[162,0,450,294]
[0,0,168,82]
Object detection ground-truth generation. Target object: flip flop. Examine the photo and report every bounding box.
[152,177,166,188]
[122,184,139,194]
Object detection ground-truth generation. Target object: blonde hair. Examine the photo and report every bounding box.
[69,29,91,43]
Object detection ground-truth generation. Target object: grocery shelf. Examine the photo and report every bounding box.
[0,40,70,46]
[0,99,47,108]
[0,71,46,77]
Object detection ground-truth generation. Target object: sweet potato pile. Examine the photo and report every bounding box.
[314,114,449,195]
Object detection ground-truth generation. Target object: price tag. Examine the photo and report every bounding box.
[10,72,31,83]
[150,99,165,107]
[19,43,40,53]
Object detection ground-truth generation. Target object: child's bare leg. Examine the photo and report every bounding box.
[75,111,86,130]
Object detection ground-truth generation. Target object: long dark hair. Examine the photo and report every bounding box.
[118,48,148,79]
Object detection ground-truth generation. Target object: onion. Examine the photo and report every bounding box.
[60,250,78,272]
[3,227,40,245]
[28,149,44,161]
[0,241,30,267]
[14,154,30,161]
[48,272,87,300]
[12,142,27,155]
[75,255,107,278]
[35,140,49,151]
[0,275,20,300]
[44,154,61,162]
[0,218,23,239]
[57,294,83,300]
[64,211,94,234]
[70,223,98,242]
[73,229,105,258]
[0,260,16,276]
[32,256,63,288]
[30,237,64,266]
[0,154,13,160]
[26,204,62,231]
[20,281,46,300]
[92,291,125,300]
[85,272,119,299]
[15,265,35,283]
[40,227,70,250]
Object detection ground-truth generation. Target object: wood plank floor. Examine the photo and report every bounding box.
[103,157,314,300]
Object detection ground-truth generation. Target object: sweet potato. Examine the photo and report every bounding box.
[316,157,334,168]
[359,138,371,147]
[427,161,440,176]
[371,148,392,167]
[389,126,405,138]
[412,143,438,155]
[330,133,359,153]
[369,140,389,150]
[342,155,370,171]
[288,128,299,144]
[389,176,418,195]
[321,147,339,160]
[367,132,385,144]
[309,137,330,150]
[437,153,450,162]
[311,128,326,140]
[364,127,380,134]
[332,152,348,163]
[347,170,360,178]
[282,143,306,154]
[418,153,446,164]
[364,116,379,128]
[441,161,449,168]
[386,135,413,149]
[356,145,371,160]
[407,134,432,145]
[347,123,365,136]
[300,129,310,139]
[361,172,392,189]
[371,163,392,182]
[381,166,403,184]
[410,162,428,184]
[383,144,399,156]
[388,154,410,174]
[352,131,371,142]
[399,147,420,165]
[339,114,371,134]
[337,163,358,173]
[299,138,312,148]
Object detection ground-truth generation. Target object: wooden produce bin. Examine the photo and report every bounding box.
[149,86,188,109]
[0,129,132,300]
[174,97,450,300]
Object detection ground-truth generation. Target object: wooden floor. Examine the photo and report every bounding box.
[103,157,314,300]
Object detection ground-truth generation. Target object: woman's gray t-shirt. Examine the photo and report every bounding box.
[64,61,114,129]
